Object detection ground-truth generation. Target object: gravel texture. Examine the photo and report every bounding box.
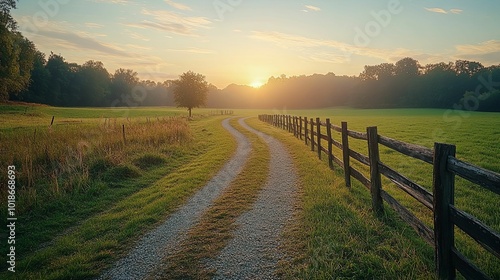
[98,118,251,280]
[208,118,298,280]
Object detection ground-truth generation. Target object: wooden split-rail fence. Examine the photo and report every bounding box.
[258,114,500,280]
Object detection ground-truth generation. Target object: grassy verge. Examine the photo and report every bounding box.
[245,117,435,279]
[0,115,236,280]
[152,117,270,279]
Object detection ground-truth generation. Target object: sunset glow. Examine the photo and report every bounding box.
[11,1,500,89]
[250,81,264,88]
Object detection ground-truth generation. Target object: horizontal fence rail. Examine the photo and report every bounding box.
[258,114,500,280]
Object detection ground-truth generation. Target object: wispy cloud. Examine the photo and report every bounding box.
[304,5,321,12]
[164,47,214,54]
[164,0,192,11]
[85,22,104,29]
[128,9,211,36]
[250,30,421,63]
[17,16,142,59]
[453,40,500,64]
[450,9,463,14]
[305,52,350,64]
[425,7,463,14]
[38,30,129,56]
[128,31,150,41]
[126,44,152,51]
[455,40,500,55]
[425,7,447,14]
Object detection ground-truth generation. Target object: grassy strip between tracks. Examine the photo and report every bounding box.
[152,117,271,279]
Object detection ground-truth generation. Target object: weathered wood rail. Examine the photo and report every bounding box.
[258,114,500,280]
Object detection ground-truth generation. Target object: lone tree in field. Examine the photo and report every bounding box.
[172,71,209,118]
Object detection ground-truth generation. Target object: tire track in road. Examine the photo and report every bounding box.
[208,118,298,279]
[98,118,251,280]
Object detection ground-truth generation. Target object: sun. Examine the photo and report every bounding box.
[249,80,264,88]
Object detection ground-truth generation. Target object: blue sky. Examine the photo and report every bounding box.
[12,0,500,88]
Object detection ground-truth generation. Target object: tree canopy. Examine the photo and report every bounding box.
[0,0,37,101]
[172,71,209,117]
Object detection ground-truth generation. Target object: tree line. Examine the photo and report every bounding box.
[2,2,499,111]
[208,59,499,112]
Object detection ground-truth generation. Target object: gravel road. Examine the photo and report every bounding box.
[98,118,251,280]
[208,118,298,279]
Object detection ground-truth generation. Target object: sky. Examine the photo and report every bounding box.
[11,0,500,89]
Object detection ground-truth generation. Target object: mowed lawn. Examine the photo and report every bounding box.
[249,108,500,279]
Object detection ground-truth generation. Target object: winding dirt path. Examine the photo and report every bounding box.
[98,118,251,280]
[208,118,298,279]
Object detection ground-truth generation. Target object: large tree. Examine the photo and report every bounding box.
[108,68,139,106]
[0,0,17,29]
[73,60,110,106]
[0,0,37,101]
[45,53,73,105]
[172,71,208,117]
[16,50,50,103]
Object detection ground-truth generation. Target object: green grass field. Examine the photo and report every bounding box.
[0,105,498,279]
[0,105,236,279]
[250,108,500,279]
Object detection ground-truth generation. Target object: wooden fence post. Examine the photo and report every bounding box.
[299,117,303,140]
[304,118,309,145]
[293,116,297,137]
[295,117,299,138]
[316,117,322,160]
[342,122,351,187]
[433,143,457,280]
[310,118,314,152]
[122,124,126,145]
[367,126,383,214]
[326,118,333,169]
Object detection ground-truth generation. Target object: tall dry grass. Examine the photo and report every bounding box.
[0,117,192,215]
